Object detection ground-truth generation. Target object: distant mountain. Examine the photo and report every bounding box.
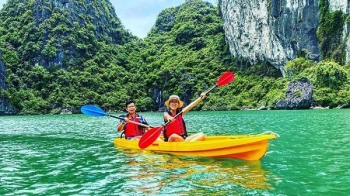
[0,0,349,115]
[0,0,136,69]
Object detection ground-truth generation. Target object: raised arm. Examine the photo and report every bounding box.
[182,93,206,115]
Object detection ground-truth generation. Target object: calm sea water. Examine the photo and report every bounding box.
[0,109,349,195]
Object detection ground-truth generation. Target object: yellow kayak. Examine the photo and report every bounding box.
[114,133,278,161]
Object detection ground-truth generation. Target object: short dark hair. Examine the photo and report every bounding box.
[126,100,135,108]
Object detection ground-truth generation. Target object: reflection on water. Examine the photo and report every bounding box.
[2,110,349,195]
[117,148,279,195]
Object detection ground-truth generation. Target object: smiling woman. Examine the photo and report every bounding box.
[138,71,235,149]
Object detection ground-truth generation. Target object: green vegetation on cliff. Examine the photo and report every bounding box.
[0,0,349,114]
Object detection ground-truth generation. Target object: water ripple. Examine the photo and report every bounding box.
[1,110,349,195]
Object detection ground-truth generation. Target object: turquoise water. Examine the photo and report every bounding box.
[1,109,349,195]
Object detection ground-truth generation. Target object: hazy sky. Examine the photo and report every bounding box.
[0,0,217,38]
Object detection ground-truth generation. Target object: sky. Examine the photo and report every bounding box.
[0,0,217,38]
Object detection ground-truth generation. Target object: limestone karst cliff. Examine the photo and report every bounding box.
[0,51,15,114]
[0,52,5,90]
[1,0,135,69]
[219,0,322,76]
[219,0,350,76]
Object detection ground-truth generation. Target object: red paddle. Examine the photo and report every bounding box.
[138,71,235,149]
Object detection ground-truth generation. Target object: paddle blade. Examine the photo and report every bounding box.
[80,105,108,117]
[138,127,163,149]
[216,71,235,87]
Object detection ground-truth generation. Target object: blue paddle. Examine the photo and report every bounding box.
[80,105,153,128]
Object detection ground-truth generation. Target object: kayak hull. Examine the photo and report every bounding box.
[114,134,277,161]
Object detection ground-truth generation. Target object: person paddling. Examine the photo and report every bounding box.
[117,100,162,142]
[117,100,148,140]
[163,94,205,142]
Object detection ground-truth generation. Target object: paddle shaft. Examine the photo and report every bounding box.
[109,114,152,128]
[80,105,153,128]
[163,84,219,127]
[205,84,219,95]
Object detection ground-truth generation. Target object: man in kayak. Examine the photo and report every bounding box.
[117,100,155,140]
[163,94,205,142]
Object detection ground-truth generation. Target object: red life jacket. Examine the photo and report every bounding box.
[124,115,145,138]
[163,111,187,141]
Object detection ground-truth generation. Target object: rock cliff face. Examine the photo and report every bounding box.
[219,0,321,75]
[0,51,15,115]
[219,0,350,109]
[33,0,125,43]
[330,0,350,63]
[0,0,134,69]
[33,0,134,68]
[275,78,313,109]
[0,51,5,89]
